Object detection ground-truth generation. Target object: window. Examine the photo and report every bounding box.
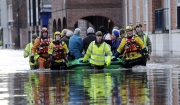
[129,0,133,25]
[143,0,147,24]
[136,0,140,23]
[177,6,180,29]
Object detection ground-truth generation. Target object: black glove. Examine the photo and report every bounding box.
[145,53,149,58]
[114,52,121,58]
[111,57,117,61]
[30,56,34,63]
[142,48,148,53]
[50,55,54,63]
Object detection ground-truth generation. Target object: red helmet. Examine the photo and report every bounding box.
[41,27,48,35]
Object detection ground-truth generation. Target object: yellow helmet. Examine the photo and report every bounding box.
[125,26,133,31]
[53,31,61,39]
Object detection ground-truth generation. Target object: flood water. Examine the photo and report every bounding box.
[0,49,180,105]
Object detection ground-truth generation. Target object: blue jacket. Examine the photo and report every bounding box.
[111,38,121,56]
[69,34,83,59]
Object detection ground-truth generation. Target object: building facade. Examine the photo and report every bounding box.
[126,0,180,53]
[51,0,124,37]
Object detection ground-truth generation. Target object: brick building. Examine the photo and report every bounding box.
[126,0,180,52]
[51,0,124,37]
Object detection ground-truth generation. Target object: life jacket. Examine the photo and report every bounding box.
[37,38,50,54]
[52,41,66,60]
[125,36,140,53]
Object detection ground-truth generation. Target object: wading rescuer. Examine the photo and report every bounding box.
[23,34,39,69]
[83,31,112,69]
[48,31,68,70]
[30,27,53,69]
[135,24,152,66]
[112,26,148,68]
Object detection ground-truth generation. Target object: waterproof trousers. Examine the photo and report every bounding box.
[125,57,143,68]
[50,62,67,70]
[38,57,50,69]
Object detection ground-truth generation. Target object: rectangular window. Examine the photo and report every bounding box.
[129,0,133,25]
[177,6,180,29]
[143,0,147,24]
[136,0,140,23]
[155,8,163,30]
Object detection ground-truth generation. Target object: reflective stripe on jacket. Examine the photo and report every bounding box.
[84,41,112,66]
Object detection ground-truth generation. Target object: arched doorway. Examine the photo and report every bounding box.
[53,19,57,33]
[58,18,61,31]
[74,16,114,33]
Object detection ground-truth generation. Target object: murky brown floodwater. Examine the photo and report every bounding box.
[0,49,180,105]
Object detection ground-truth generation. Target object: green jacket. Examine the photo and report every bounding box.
[24,42,39,66]
[137,32,152,55]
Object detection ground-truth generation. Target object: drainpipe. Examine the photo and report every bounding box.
[65,0,68,28]
[146,0,148,34]
[168,0,172,52]
[125,0,128,26]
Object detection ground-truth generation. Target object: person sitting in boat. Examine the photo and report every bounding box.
[61,30,73,47]
[83,27,96,53]
[99,25,113,47]
[112,26,148,68]
[83,31,112,69]
[111,29,121,56]
[68,28,83,60]
[48,31,68,70]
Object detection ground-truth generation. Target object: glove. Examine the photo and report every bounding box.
[83,55,89,63]
[145,53,149,58]
[106,61,110,66]
[50,55,54,63]
[30,56,34,63]
[142,48,148,53]
[114,52,121,58]
[111,57,117,61]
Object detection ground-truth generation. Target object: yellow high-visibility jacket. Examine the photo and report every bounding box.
[117,35,146,60]
[48,41,68,63]
[24,42,39,66]
[83,41,112,66]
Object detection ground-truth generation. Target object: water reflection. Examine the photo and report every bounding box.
[0,69,155,105]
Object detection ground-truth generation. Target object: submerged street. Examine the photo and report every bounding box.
[0,49,180,105]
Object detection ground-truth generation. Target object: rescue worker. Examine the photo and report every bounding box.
[61,30,73,47]
[30,27,53,69]
[136,24,152,66]
[120,28,126,38]
[23,34,38,69]
[83,31,112,69]
[113,26,148,68]
[48,31,68,70]
[68,28,83,60]
[83,27,96,53]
